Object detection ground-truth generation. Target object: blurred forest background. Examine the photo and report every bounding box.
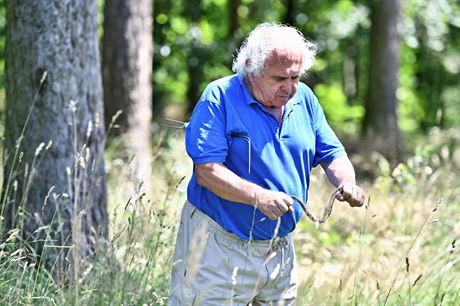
[0,0,459,305]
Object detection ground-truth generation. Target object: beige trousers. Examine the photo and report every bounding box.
[169,201,298,306]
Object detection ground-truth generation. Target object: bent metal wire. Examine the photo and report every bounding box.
[291,189,339,224]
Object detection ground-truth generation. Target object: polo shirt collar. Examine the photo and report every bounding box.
[238,75,258,106]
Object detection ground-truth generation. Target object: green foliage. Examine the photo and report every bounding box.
[153,0,287,115]
[376,128,460,200]
[314,82,364,133]
[400,0,460,131]
[152,0,460,139]
[398,44,422,133]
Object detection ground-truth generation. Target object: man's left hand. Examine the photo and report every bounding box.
[336,183,365,207]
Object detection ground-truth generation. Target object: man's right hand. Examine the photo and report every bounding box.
[254,190,294,220]
[195,163,294,220]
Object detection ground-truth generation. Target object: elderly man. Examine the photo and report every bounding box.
[169,23,365,305]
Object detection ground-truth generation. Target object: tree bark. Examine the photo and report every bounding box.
[102,0,153,188]
[228,0,240,39]
[2,0,108,282]
[284,0,296,26]
[362,0,401,164]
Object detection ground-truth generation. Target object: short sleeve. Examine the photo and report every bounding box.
[312,99,346,167]
[185,100,228,164]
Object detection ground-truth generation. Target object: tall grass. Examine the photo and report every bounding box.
[296,129,460,305]
[0,116,188,305]
[1,124,459,305]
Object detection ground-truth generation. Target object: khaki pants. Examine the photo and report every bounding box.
[169,201,298,306]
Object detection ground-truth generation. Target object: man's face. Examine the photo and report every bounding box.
[248,49,302,109]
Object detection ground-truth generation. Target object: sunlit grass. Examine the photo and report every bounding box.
[0,125,189,305]
[296,136,460,305]
[0,127,459,305]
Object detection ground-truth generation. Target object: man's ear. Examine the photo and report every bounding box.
[247,74,257,89]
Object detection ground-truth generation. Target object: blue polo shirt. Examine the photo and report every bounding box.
[185,74,345,240]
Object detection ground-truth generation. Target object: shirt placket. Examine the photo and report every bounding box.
[278,105,295,140]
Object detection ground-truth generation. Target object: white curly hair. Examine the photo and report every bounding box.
[232,23,317,78]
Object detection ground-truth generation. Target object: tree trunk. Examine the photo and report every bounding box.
[343,40,357,103]
[186,39,205,115]
[102,0,153,188]
[362,0,401,164]
[2,0,108,282]
[284,0,296,26]
[228,0,240,39]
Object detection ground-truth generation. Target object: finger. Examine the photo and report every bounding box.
[278,202,289,213]
[261,206,277,220]
[353,188,364,201]
[343,184,359,199]
[342,184,354,196]
[282,195,294,213]
[261,207,277,220]
[350,190,365,207]
[336,185,350,201]
[350,197,360,207]
[272,205,285,217]
[269,208,283,220]
[284,196,294,206]
[335,192,345,201]
[338,189,352,202]
[351,198,363,207]
[277,194,294,214]
[357,194,364,206]
[337,184,365,206]
[285,198,294,213]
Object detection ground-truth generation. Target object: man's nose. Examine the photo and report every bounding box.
[281,79,293,92]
